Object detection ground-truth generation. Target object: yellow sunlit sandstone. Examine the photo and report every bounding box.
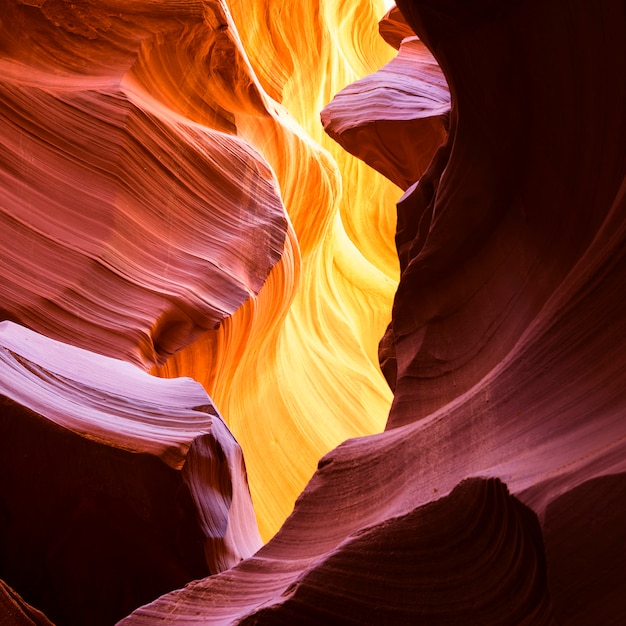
[154,0,399,541]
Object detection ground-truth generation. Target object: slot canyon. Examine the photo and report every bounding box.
[1,0,625,624]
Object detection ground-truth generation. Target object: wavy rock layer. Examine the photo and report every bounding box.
[0,0,287,369]
[321,25,450,190]
[240,478,554,625]
[2,0,625,623]
[0,0,401,542]
[385,0,626,426]
[123,478,554,624]
[0,321,260,625]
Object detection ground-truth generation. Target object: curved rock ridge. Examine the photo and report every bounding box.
[0,1,206,76]
[5,0,624,622]
[239,478,554,625]
[321,31,450,190]
[0,580,54,626]
[385,0,626,424]
[0,320,220,467]
[0,0,288,369]
[121,478,555,624]
[0,321,261,624]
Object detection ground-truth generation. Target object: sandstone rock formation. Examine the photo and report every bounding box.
[150,0,401,539]
[2,0,626,623]
[321,10,450,190]
[122,477,555,624]
[0,1,288,370]
[124,0,626,623]
[0,0,401,545]
[0,321,260,625]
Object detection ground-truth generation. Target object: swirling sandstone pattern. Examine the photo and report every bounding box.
[239,479,553,625]
[123,478,554,624]
[0,0,287,369]
[2,0,626,623]
[0,321,261,625]
[321,13,450,190]
[152,0,401,539]
[1,0,401,543]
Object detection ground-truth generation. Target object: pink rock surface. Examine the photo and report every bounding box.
[0,321,261,625]
[233,479,554,624]
[123,478,555,624]
[321,30,449,190]
[2,0,626,623]
[0,0,287,369]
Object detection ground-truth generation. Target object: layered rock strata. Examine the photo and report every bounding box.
[2,0,625,623]
[123,478,554,624]
[0,321,260,625]
[321,11,450,190]
[0,0,401,543]
[150,0,401,539]
[0,1,288,369]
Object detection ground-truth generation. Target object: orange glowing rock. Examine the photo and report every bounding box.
[378,6,415,49]
[153,0,400,540]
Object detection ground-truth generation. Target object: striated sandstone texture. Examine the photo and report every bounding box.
[321,8,450,190]
[122,478,554,624]
[150,0,401,539]
[2,0,626,624]
[0,0,288,370]
[0,321,260,625]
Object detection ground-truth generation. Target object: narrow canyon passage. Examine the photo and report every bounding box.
[150,0,403,542]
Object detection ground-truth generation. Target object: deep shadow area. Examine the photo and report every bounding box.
[0,397,210,626]
[544,472,626,626]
